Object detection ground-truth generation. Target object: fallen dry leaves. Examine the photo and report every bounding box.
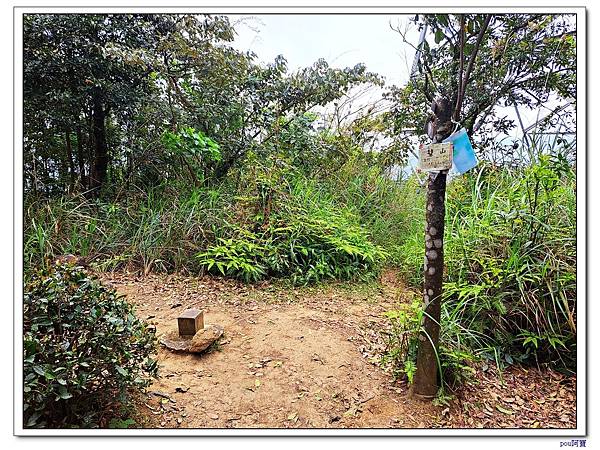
[433,364,576,429]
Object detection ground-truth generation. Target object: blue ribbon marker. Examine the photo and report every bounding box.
[443,128,478,174]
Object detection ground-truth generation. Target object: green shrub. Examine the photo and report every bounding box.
[161,127,222,185]
[197,232,268,283]
[278,208,388,284]
[380,299,422,382]
[197,207,387,284]
[23,264,158,428]
[327,159,425,265]
[196,164,388,284]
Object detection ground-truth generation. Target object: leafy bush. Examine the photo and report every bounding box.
[197,207,387,284]
[23,264,158,428]
[196,159,388,284]
[197,232,268,283]
[162,127,222,185]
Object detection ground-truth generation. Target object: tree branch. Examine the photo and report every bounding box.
[453,14,465,121]
[454,14,492,121]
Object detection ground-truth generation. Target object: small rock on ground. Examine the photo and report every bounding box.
[160,324,224,353]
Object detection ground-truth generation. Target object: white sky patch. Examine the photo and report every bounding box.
[228,14,419,87]
[226,14,575,150]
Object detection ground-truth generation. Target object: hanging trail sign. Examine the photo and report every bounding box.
[418,142,453,172]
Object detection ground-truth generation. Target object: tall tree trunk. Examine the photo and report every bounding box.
[75,125,87,189]
[411,97,453,398]
[412,171,447,398]
[90,89,108,193]
[65,129,75,193]
[411,17,490,399]
[31,148,38,198]
[125,150,133,189]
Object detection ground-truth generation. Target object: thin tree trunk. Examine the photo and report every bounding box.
[90,89,108,193]
[86,112,94,189]
[65,129,75,193]
[411,96,453,399]
[410,16,491,399]
[412,171,447,398]
[125,150,133,189]
[31,148,38,197]
[75,125,87,189]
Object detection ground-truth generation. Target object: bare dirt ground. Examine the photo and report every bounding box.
[101,270,576,430]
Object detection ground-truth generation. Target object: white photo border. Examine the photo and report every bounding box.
[13,3,587,437]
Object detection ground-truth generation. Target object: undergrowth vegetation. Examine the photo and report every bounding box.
[197,158,389,284]
[24,154,391,284]
[25,150,576,384]
[23,265,158,428]
[382,152,576,389]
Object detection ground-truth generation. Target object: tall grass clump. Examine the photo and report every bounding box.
[326,155,425,265]
[24,181,236,274]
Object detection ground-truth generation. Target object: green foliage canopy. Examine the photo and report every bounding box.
[385,14,576,155]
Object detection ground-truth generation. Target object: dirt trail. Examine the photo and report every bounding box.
[101,270,576,429]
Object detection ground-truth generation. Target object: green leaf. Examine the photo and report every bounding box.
[58,385,72,400]
[436,15,449,27]
[435,30,445,44]
[109,418,136,429]
[26,411,42,427]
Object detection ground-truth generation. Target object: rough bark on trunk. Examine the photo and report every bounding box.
[75,125,87,189]
[65,129,75,193]
[412,171,447,398]
[90,89,108,193]
[411,96,453,399]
